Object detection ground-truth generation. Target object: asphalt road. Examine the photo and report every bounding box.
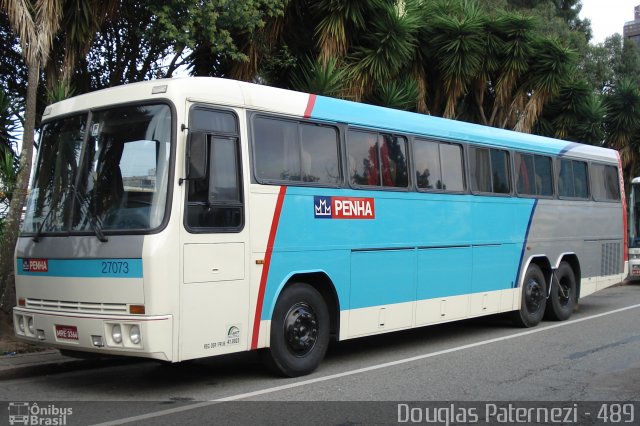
[1,283,639,425]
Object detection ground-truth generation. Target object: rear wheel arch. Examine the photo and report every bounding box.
[524,256,552,288]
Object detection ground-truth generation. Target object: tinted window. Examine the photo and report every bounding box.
[516,154,535,195]
[191,109,237,133]
[253,118,300,181]
[559,159,589,199]
[187,109,243,231]
[414,139,464,192]
[440,143,465,191]
[253,117,340,185]
[535,155,554,196]
[471,148,491,192]
[300,124,340,184]
[516,153,553,197]
[348,130,408,188]
[471,147,510,194]
[380,134,408,187]
[414,140,440,189]
[491,149,510,194]
[591,163,621,201]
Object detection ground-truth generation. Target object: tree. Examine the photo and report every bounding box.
[604,79,640,183]
[0,0,116,312]
[0,88,18,236]
[534,79,605,144]
[0,0,64,311]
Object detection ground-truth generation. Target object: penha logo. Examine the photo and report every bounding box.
[22,259,48,273]
[314,196,375,219]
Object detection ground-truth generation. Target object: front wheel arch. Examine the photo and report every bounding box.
[262,282,330,377]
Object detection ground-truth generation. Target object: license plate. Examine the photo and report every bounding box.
[55,325,78,340]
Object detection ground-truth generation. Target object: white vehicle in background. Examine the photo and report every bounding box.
[628,177,640,279]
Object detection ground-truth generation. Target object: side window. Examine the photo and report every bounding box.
[186,108,243,232]
[252,116,340,185]
[470,147,511,194]
[347,130,408,188]
[535,155,554,196]
[591,163,621,202]
[558,159,589,199]
[515,153,553,197]
[414,139,464,192]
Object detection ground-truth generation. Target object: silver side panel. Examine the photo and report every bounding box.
[524,199,623,280]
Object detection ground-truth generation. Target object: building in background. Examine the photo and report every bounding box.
[624,5,640,45]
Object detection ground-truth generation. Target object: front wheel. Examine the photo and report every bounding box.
[262,283,329,377]
[544,262,576,321]
[513,263,547,328]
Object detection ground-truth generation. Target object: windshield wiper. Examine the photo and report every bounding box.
[32,205,57,243]
[70,184,108,243]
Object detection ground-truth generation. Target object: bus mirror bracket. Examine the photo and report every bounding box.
[182,131,208,184]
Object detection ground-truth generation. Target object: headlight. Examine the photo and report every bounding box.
[129,325,141,345]
[27,317,34,334]
[112,324,122,344]
[17,316,25,332]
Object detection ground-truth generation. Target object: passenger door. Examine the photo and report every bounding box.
[179,106,250,360]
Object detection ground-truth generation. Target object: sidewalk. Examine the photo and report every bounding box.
[0,350,134,379]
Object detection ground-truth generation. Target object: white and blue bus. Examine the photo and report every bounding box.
[13,78,627,376]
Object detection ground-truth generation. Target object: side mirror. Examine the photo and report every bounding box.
[186,131,208,180]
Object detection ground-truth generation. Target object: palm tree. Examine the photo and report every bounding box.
[0,0,117,312]
[420,0,486,119]
[0,89,18,229]
[534,79,605,144]
[0,0,63,310]
[45,1,117,91]
[514,37,576,133]
[604,79,640,183]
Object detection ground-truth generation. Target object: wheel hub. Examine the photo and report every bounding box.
[525,278,544,312]
[284,303,318,356]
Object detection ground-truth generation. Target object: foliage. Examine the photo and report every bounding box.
[604,79,640,183]
[534,79,605,144]
[0,89,18,254]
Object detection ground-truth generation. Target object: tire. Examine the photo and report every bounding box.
[544,262,576,321]
[513,263,547,328]
[262,283,330,377]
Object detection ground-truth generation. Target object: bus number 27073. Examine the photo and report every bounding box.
[101,261,129,274]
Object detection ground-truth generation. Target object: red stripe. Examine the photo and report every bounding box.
[617,152,629,263]
[251,186,287,349]
[303,94,317,119]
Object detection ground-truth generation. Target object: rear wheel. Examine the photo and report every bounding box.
[262,283,329,377]
[513,263,547,328]
[545,262,576,321]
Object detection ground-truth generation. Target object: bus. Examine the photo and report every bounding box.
[628,177,640,279]
[13,77,627,377]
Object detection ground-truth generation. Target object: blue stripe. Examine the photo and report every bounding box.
[514,199,538,287]
[558,142,581,156]
[310,96,572,156]
[16,258,143,278]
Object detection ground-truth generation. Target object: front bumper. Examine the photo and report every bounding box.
[13,308,173,361]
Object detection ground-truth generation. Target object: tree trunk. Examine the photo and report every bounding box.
[0,64,39,313]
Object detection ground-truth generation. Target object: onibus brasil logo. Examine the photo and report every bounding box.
[8,402,72,425]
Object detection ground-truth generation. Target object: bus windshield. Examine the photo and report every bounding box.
[22,104,172,235]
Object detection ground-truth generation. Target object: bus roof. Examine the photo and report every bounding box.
[45,77,619,164]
